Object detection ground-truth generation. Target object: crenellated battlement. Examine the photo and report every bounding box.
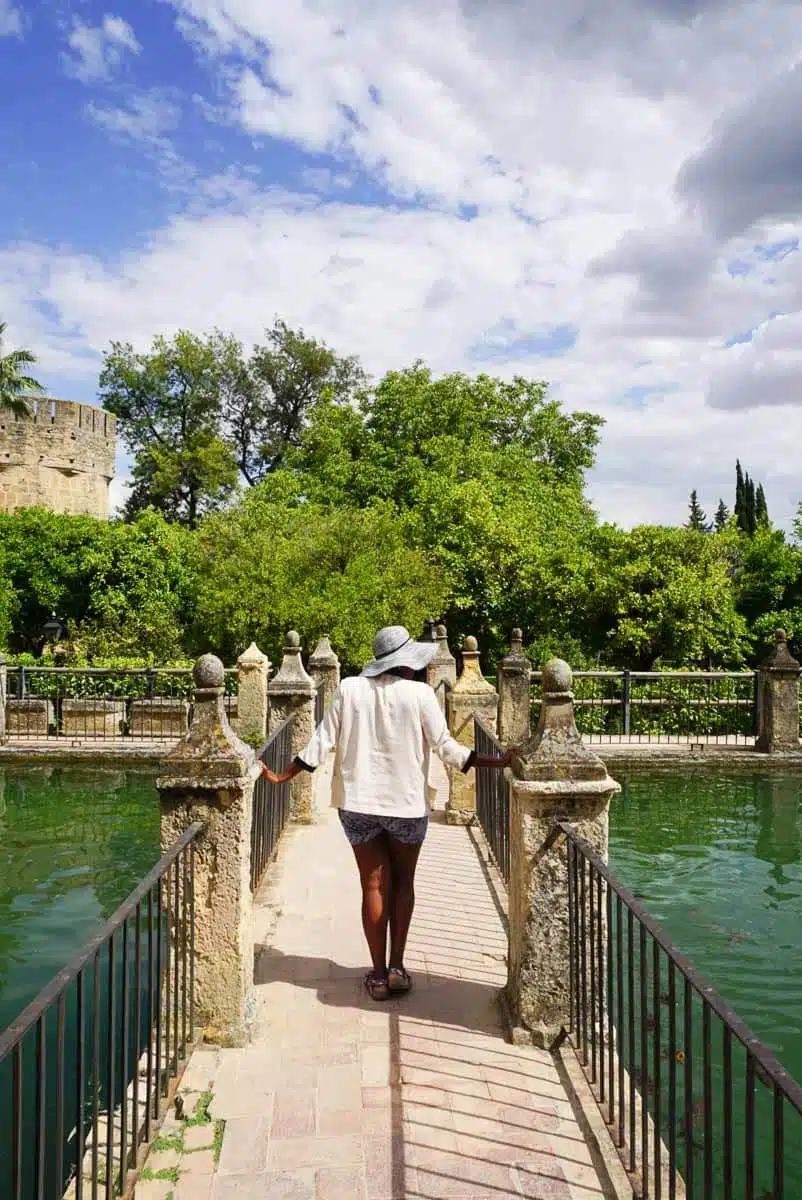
[0,397,117,518]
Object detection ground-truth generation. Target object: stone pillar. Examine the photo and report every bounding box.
[236,642,270,744]
[156,654,258,1046]
[498,628,532,745]
[426,624,457,708]
[308,634,340,713]
[505,658,620,1048]
[0,653,6,744]
[757,629,801,753]
[446,636,499,825]
[268,631,317,824]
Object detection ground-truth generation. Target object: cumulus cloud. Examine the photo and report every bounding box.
[708,312,802,410]
[62,14,141,83]
[677,62,802,240]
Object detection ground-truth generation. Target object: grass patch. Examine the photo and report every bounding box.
[151,1133,183,1154]
[213,1119,226,1164]
[141,1165,180,1183]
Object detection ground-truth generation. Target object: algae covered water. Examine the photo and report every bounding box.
[0,764,160,1033]
[610,770,802,1197]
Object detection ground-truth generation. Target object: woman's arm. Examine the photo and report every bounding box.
[259,759,303,786]
[472,746,517,770]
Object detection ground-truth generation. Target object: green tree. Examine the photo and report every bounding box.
[0,508,194,658]
[291,364,603,660]
[686,489,711,532]
[591,525,750,669]
[755,482,769,527]
[714,499,730,532]
[99,331,241,526]
[0,321,44,416]
[189,484,446,669]
[226,319,366,485]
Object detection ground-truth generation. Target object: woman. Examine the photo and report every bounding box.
[261,625,514,1001]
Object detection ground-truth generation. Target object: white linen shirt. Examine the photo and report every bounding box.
[297,674,473,818]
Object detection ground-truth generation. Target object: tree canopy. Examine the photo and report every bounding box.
[0,321,43,416]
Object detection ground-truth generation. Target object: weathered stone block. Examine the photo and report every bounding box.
[61,698,125,737]
[757,629,800,753]
[6,697,54,736]
[236,642,270,743]
[269,632,316,824]
[130,698,189,738]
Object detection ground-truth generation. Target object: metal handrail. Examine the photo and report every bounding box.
[251,717,295,891]
[559,820,802,1197]
[474,716,510,884]
[0,822,203,1199]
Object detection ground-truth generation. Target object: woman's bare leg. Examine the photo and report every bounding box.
[352,835,392,975]
[386,838,423,970]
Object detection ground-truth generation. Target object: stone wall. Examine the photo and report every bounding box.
[0,399,116,518]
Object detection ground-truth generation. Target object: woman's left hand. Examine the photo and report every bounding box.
[259,762,284,785]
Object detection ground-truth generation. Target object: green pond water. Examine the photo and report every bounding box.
[610,771,802,1197]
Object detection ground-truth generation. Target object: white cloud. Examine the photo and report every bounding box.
[6,0,802,528]
[63,14,141,83]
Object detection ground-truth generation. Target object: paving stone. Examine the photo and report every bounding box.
[175,1177,214,1200]
[214,808,607,1197]
[146,1146,181,1172]
[181,1123,214,1152]
[180,1148,216,1176]
[133,1181,172,1200]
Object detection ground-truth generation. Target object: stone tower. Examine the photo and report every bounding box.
[0,398,116,518]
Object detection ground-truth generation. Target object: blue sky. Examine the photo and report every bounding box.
[1,0,802,526]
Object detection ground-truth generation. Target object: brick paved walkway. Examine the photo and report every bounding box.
[166,801,609,1200]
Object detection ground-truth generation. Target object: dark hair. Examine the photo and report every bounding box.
[384,666,424,680]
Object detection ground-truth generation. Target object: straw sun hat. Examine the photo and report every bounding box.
[361,625,438,677]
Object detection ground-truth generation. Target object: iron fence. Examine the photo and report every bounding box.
[0,822,202,1199]
[314,684,325,728]
[531,671,758,745]
[474,717,511,885]
[251,717,295,892]
[560,821,802,1199]
[4,667,240,741]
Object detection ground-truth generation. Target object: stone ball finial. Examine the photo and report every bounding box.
[542,657,572,694]
[194,653,225,690]
[285,630,301,650]
[435,623,447,640]
[464,635,478,653]
[776,628,788,642]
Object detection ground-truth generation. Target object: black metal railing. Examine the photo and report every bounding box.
[474,717,510,885]
[531,671,758,745]
[4,667,240,741]
[251,717,295,892]
[0,822,202,1199]
[561,821,802,1198]
[314,684,325,728]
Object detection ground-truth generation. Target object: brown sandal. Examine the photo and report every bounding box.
[388,967,413,994]
[364,971,390,1001]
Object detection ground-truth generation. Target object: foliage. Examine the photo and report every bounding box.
[0,508,194,659]
[589,525,751,669]
[227,318,366,485]
[189,484,447,669]
[734,459,768,536]
[0,321,44,416]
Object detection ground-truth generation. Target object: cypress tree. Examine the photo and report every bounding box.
[735,460,746,531]
[755,483,769,526]
[714,499,729,532]
[745,475,757,535]
[686,489,711,532]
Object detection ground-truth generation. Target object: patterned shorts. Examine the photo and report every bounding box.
[338,810,429,846]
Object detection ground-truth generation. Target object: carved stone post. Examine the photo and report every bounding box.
[504,658,620,1048]
[0,653,6,744]
[236,642,270,744]
[757,629,801,752]
[426,624,457,709]
[308,635,340,715]
[498,628,532,745]
[268,632,317,824]
[446,636,499,825]
[156,654,258,1046]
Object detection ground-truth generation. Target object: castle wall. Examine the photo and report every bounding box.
[0,399,116,518]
